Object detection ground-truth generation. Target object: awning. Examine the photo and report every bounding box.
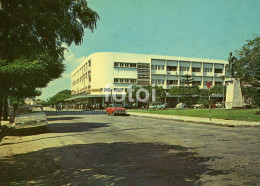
[64,93,225,101]
[64,94,107,101]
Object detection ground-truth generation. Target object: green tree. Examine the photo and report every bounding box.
[0,0,99,123]
[0,0,99,60]
[199,88,209,97]
[169,85,200,108]
[48,90,71,106]
[129,85,166,109]
[170,75,200,108]
[210,85,226,95]
[9,85,41,116]
[235,36,260,106]
[0,55,64,120]
[181,74,194,86]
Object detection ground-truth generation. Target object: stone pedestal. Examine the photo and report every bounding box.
[225,78,244,109]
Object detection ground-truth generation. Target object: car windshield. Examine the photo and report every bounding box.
[18,106,43,115]
[114,104,123,107]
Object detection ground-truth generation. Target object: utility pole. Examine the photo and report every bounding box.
[207,81,212,121]
[111,88,113,104]
[221,76,225,108]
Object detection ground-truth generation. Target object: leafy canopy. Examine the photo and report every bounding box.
[0,54,64,89]
[235,36,260,86]
[0,0,99,101]
[235,36,260,106]
[129,85,166,101]
[48,89,71,105]
[0,0,99,60]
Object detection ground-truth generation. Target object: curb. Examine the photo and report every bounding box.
[0,125,9,143]
[0,125,47,143]
[129,114,260,128]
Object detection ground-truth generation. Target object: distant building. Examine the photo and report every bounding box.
[69,52,228,108]
[24,98,36,105]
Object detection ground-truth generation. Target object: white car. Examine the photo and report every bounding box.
[14,105,48,130]
[175,103,186,109]
[149,102,167,109]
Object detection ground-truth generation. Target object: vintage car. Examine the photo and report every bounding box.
[14,105,48,130]
[149,102,167,109]
[175,102,186,109]
[106,104,126,116]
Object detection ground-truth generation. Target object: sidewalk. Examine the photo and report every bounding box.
[0,121,12,142]
[129,112,260,127]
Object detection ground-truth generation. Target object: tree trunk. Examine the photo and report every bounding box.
[0,93,3,127]
[3,95,8,120]
[146,98,150,110]
[14,97,20,116]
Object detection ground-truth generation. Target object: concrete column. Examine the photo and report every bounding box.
[102,97,105,108]
[177,96,180,104]
[201,76,204,89]
[123,98,126,107]
[177,60,180,86]
[165,59,167,89]
[164,92,167,104]
[189,61,192,75]
[213,63,215,86]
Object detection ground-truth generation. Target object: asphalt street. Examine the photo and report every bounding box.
[0,110,260,185]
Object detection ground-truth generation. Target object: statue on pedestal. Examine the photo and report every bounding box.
[225,52,243,109]
[228,52,237,78]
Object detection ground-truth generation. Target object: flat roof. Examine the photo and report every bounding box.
[71,52,228,75]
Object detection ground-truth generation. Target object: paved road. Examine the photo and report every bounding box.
[0,110,260,185]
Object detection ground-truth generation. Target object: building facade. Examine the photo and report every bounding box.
[69,52,228,108]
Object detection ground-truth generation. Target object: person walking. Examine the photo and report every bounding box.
[56,103,61,113]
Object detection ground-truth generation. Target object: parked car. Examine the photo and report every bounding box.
[149,102,167,109]
[175,103,186,109]
[106,104,126,116]
[14,105,48,130]
[215,102,224,108]
[192,104,203,109]
[124,103,134,109]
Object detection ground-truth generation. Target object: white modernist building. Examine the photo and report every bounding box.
[69,52,228,108]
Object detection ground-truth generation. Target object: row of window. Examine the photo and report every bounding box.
[151,79,166,85]
[167,80,178,85]
[72,76,91,86]
[151,65,165,70]
[151,66,223,73]
[137,74,150,79]
[151,79,223,86]
[179,66,189,72]
[137,80,150,85]
[137,63,150,68]
[204,68,212,72]
[137,69,150,73]
[114,78,137,83]
[72,60,91,78]
[114,62,137,68]
[167,66,177,71]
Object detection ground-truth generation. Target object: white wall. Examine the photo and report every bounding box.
[71,52,228,96]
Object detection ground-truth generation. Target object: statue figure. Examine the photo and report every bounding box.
[228,52,237,78]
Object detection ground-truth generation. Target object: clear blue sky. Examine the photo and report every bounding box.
[38,0,260,100]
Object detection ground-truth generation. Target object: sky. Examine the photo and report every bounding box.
[38,0,260,101]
